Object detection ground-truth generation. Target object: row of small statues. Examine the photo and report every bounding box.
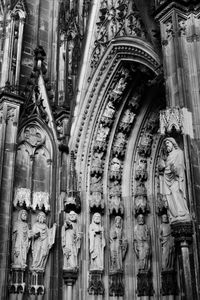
[12,210,174,273]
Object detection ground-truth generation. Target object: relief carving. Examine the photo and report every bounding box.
[61,211,82,270]
[12,210,32,269]
[160,107,183,134]
[31,212,56,272]
[109,180,123,215]
[94,125,110,152]
[22,125,45,147]
[158,137,191,223]
[109,216,128,273]
[90,175,104,210]
[101,101,115,126]
[89,213,105,271]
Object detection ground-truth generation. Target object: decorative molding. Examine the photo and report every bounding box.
[137,271,154,297]
[109,272,124,297]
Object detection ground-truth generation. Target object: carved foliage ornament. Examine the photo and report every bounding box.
[13,187,31,208]
[32,191,50,211]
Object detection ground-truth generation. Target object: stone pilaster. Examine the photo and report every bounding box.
[0,90,23,300]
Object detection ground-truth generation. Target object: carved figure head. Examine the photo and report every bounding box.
[164,137,179,153]
[92,213,101,225]
[161,214,169,224]
[137,214,145,225]
[37,212,46,223]
[18,209,28,222]
[114,216,122,228]
[68,211,77,222]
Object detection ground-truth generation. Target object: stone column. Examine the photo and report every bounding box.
[0,90,23,300]
[171,221,193,299]
[63,270,78,300]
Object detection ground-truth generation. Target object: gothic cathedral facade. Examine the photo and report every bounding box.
[0,0,200,299]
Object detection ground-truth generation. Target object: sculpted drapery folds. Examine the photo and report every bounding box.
[61,211,81,270]
[110,216,127,272]
[31,212,56,272]
[89,213,105,271]
[158,137,191,223]
[12,210,32,269]
[160,214,175,271]
[134,214,151,272]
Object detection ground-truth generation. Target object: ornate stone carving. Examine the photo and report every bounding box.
[29,271,45,296]
[6,106,16,123]
[61,211,82,270]
[135,158,148,181]
[101,101,115,126]
[110,157,122,180]
[19,125,45,146]
[118,109,135,133]
[31,212,56,272]
[156,193,168,216]
[138,133,153,157]
[109,272,124,297]
[89,213,105,271]
[88,270,104,295]
[13,187,31,208]
[109,216,128,272]
[109,180,123,215]
[112,132,126,157]
[32,191,50,212]
[94,125,110,152]
[91,1,146,69]
[159,214,175,271]
[178,17,187,36]
[9,269,26,295]
[90,175,103,210]
[160,107,183,134]
[133,214,151,272]
[171,221,193,242]
[158,137,191,223]
[12,210,32,269]
[134,183,149,216]
[91,152,103,176]
[108,68,129,104]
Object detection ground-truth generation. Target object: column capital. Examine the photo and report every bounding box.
[171,221,193,243]
[63,269,78,286]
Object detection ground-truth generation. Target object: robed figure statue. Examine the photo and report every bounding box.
[158,137,190,223]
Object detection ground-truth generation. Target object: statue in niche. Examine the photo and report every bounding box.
[12,210,32,269]
[158,137,191,223]
[62,211,81,270]
[91,152,103,176]
[110,216,128,272]
[135,158,148,181]
[89,213,105,271]
[31,212,56,272]
[159,214,175,271]
[134,214,151,272]
[121,109,135,125]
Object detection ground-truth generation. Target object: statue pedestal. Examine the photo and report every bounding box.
[63,269,78,300]
[9,268,25,300]
[109,270,124,297]
[88,270,104,295]
[137,270,154,297]
[171,221,193,299]
[28,271,45,300]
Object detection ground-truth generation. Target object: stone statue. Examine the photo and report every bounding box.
[12,210,32,269]
[158,137,191,223]
[110,216,127,272]
[31,212,56,272]
[134,214,151,272]
[89,213,105,271]
[159,214,175,271]
[61,211,81,270]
